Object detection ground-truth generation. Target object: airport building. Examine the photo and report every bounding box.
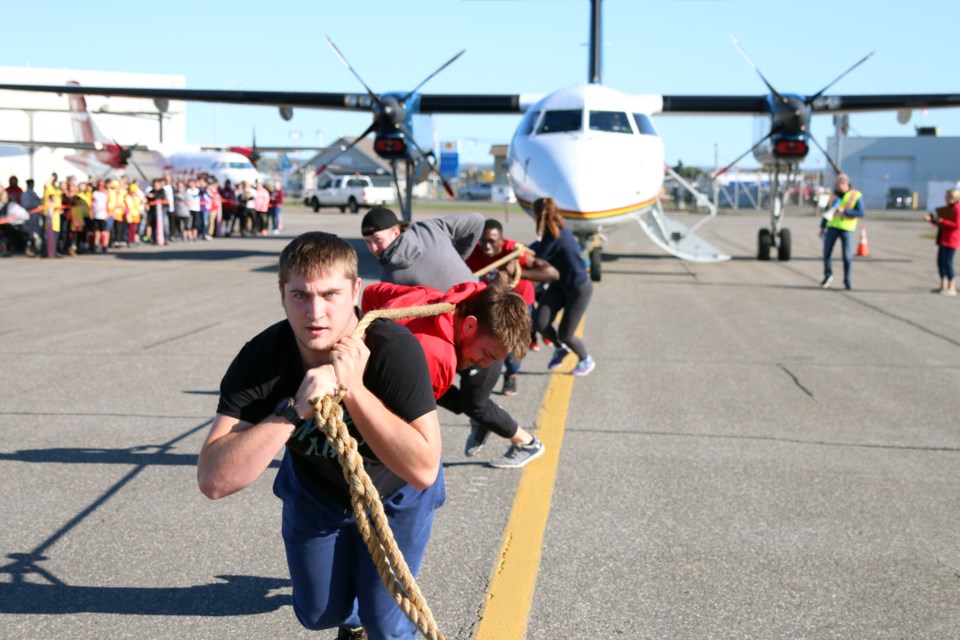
[0,66,186,184]
[829,131,960,210]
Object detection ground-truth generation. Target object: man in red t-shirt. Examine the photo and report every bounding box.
[362,280,547,468]
[465,218,558,396]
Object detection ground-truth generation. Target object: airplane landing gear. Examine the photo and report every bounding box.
[777,228,791,261]
[589,246,602,282]
[757,227,791,261]
[581,232,604,282]
[757,228,772,261]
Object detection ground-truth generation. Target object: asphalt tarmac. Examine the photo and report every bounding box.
[1,203,957,639]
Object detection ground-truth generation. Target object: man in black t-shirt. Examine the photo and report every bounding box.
[198,231,442,640]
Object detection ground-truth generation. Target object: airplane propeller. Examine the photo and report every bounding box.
[105,138,149,183]
[324,37,459,202]
[227,129,263,166]
[803,132,842,175]
[248,128,262,165]
[712,131,774,179]
[805,50,875,105]
[719,37,874,178]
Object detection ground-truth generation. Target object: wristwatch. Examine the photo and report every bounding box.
[274,397,306,428]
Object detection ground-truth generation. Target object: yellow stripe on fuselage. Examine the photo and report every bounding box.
[516,195,658,221]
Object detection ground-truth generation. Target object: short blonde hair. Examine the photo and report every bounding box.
[278,232,358,287]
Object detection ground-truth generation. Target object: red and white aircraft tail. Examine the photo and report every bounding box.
[6,81,262,186]
[66,81,110,146]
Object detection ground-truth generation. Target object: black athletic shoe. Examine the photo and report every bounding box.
[465,419,490,457]
[336,625,366,640]
[501,375,518,396]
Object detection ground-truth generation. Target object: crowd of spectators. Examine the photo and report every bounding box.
[1,171,284,257]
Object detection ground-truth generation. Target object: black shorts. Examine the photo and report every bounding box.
[91,218,107,232]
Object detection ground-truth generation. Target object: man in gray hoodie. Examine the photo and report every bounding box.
[361,207,545,469]
[362,206,482,290]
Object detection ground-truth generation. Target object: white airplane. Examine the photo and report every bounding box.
[0,83,261,186]
[2,0,960,279]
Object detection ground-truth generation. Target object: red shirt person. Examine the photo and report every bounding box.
[464,218,558,306]
[361,281,529,400]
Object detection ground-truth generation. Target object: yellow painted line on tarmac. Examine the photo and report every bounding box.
[474,320,585,640]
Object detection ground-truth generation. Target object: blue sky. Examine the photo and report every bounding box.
[2,0,956,170]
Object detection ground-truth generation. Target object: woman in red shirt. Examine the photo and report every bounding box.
[926,188,960,295]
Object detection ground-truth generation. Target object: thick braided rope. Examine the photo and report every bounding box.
[309,303,455,640]
[471,244,533,289]
[471,244,531,279]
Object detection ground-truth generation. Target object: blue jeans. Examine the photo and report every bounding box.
[823,226,854,286]
[937,245,956,281]
[274,453,445,640]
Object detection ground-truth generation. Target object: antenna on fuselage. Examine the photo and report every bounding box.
[588,0,602,84]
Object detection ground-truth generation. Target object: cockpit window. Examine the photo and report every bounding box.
[517,110,540,136]
[536,110,582,134]
[633,113,658,136]
[588,111,633,134]
[229,161,253,169]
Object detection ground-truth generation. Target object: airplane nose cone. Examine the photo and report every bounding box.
[510,134,664,215]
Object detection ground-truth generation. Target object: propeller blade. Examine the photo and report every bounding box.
[398,124,455,198]
[319,121,380,177]
[730,35,783,103]
[401,49,466,103]
[806,51,875,104]
[112,138,131,166]
[806,134,842,174]
[325,37,381,106]
[712,130,775,179]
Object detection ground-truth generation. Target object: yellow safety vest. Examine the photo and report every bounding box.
[826,189,862,231]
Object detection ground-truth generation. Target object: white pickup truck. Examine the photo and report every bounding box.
[303,175,395,213]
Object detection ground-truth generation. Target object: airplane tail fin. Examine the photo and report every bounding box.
[66,81,109,145]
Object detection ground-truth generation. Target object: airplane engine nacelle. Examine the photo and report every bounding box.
[773,138,809,160]
[279,107,294,121]
[373,134,409,160]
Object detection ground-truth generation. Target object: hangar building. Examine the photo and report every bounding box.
[829,131,960,210]
[0,66,186,184]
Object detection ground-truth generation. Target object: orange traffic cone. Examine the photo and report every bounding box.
[856,226,870,257]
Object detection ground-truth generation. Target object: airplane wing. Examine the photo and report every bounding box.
[199,145,326,153]
[657,93,960,115]
[0,83,529,115]
[0,139,152,154]
[807,93,960,113]
[0,139,102,150]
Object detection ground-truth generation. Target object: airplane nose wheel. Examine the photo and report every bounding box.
[757,227,791,261]
[589,246,602,282]
[582,233,604,281]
